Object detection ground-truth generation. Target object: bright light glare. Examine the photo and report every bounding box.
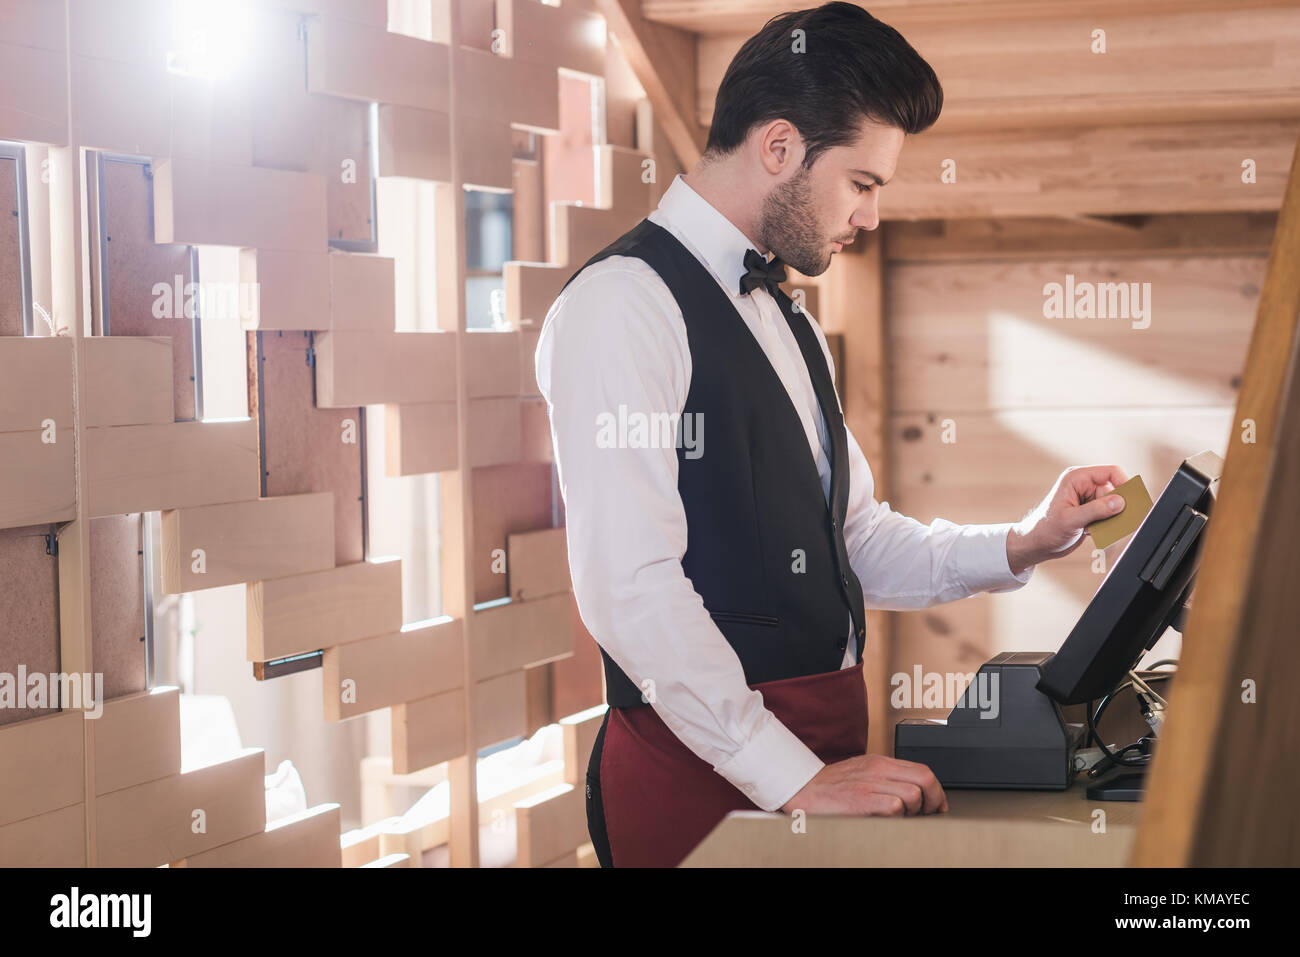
[167,0,252,80]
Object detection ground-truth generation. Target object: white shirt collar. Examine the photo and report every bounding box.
[649,174,769,299]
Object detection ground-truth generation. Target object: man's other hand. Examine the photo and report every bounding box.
[780,753,948,816]
[1006,464,1129,575]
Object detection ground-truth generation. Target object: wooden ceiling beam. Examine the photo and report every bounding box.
[595,0,707,170]
[695,5,1300,135]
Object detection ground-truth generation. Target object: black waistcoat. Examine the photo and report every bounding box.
[559,218,867,708]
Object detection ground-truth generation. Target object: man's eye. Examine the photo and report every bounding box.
[854,181,873,193]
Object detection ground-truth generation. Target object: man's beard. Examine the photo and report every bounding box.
[755,164,830,278]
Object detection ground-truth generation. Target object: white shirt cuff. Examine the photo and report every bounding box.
[955,523,1035,593]
[712,712,825,813]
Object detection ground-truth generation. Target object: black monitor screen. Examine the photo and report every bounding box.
[1036,452,1221,705]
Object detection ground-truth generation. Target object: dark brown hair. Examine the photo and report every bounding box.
[704,2,943,168]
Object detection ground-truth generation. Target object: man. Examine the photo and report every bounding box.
[536,2,1128,868]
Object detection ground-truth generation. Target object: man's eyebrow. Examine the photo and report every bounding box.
[850,168,890,186]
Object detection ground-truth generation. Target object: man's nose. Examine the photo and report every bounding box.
[851,197,879,233]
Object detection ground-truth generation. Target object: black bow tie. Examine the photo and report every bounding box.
[739,248,787,297]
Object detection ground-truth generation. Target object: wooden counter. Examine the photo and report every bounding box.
[682,777,1142,867]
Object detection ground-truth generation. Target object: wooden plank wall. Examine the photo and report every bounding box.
[0,0,661,869]
[877,214,1274,740]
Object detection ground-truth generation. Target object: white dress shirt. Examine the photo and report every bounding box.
[535,173,1034,813]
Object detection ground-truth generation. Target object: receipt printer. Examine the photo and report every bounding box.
[893,652,1083,790]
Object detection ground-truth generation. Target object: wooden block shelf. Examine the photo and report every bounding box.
[239,249,332,332]
[160,492,335,593]
[322,616,463,721]
[177,804,342,868]
[84,419,260,517]
[247,558,403,662]
[92,687,182,796]
[153,157,328,251]
[385,402,458,477]
[94,748,267,868]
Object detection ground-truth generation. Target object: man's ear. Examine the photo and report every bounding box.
[757,119,803,175]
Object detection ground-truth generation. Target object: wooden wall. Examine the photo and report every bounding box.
[0,0,672,869]
[879,215,1273,734]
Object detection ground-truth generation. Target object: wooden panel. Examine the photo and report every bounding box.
[690,4,1300,132]
[168,71,254,167]
[883,121,1300,219]
[458,47,560,133]
[95,748,267,868]
[504,262,569,329]
[246,559,403,662]
[153,157,328,251]
[551,595,605,720]
[89,514,146,699]
[496,0,606,77]
[378,105,452,182]
[888,256,1263,413]
[317,94,374,244]
[0,525,61,727]
[179,804,342,867]
[239,249,331,332]
[471,462,554,603]
[507,527,569,601]
[1135,132,1300,867]
[314,331,458,407]
[466,331,522,398]
[99,157,197,419]
[472,592,574,681]
[306,16,450,111]
[255,331,364,566]
[511,157,545,262]
[551,202,645,267]
[890,409,1234,526]
[515,782,585,868]
[459,112,514,190]
[0,803,85,867]
[885,213,1280,263]
[384,402,458,477]
[597,145,654,212]
[0,337,74,432]
[0,710,83,827]
[392,687,466,774]
[83,336,174,427]
[0,156,21,336]
[518,327,541,394]
[322,617,463,721]
[0,430,76,529]
[519,396,553,464]
[161,492,335,593]
[330,252,396,332]
[468,397,522,468]
[561,704,606,786]
[86,420,259,516]
[93,687,182,796]
[360,852,410,867]
[474,669,527,747]
[71,55,169,155]
[0,40,66,145]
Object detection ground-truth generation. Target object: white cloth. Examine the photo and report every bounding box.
[535,173,1034,813]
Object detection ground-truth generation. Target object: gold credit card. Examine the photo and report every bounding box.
[1087,475,1153,550]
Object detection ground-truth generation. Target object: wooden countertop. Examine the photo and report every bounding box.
[681,776,1143,867]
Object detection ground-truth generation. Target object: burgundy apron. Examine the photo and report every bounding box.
[596,662,868,868]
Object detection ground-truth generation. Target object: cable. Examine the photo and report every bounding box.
[1128,669,1168,709]
[1085,671,1173,771]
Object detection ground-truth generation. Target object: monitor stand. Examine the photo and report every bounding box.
[1086,763,1148,801]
